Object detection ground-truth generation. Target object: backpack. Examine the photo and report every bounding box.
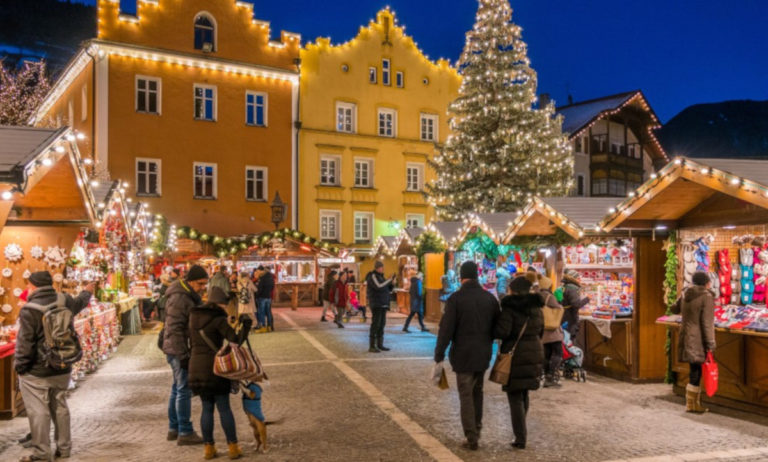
[26,294,83,370]
[238,282,251,305]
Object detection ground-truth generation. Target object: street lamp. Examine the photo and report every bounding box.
[270,191,287,230]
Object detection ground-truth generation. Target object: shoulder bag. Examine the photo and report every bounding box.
[489,318,529,385]
[199,324,268,382]
[542,294,564,330]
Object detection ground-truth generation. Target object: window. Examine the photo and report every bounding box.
[136,76,161,114]
[354,159,373,188]
[406,214,424,229]
[577,175,585,196]
[420,113,438,141]
[245,166,267,201]
[608,179,626,197]
[194,13,216,51]
[382,58,391,86]
[591,178,607,195]
[246,91,267,126]
[336,102,356,133]
[406,163,424,191]
[582,136,589,153]
[378,108,396,137]
[193,162,217,199]
[320,210,340,241]
[136,158,161,196]
[320,156,340,186]
[194,84,216,121]
[574,138,582,153]
[354,212,373,243]
[396,71,404,88]
[368,66,377,84]
[81,85,87,121]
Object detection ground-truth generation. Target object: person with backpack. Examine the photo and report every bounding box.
[236,272,257,324]
[561,270,590,339]
[189,287,253,460]
[15,271,94,462]
[162,265,209,446]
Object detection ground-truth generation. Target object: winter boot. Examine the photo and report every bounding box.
[377,337,391,352]
[227,442,242,459]
[694,385,709,413]
[320,316,327,322]
[543,375,561,388]
[686,384,708,413]
[204,443,217,460]
[369,337,381,353]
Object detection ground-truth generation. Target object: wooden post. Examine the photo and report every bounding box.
[291,284,298,310]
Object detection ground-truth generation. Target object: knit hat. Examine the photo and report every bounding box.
[565,269,581,280]
[460,261,478,280]
[186,265,209,282]
[29,271,53,287]
[509,276,533,294]
[525,271,539,285]
[208,286,229,305]
[692,271,710,287]
[538,275,553,291]
[374,260,385,269]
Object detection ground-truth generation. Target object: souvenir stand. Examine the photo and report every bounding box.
[606,158,768,413]
[0,127,101,418]
[503,196,665,382]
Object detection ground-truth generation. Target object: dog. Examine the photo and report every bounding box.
[241,381,268,453]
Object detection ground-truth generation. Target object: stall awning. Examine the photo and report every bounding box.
[599,157,768,232]
[427,221,464,248]
[503,197,624,241]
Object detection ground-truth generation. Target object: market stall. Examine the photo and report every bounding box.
[602,157,768,412]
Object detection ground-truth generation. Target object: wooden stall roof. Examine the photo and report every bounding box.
[600,157,768,232]
[393,226,425,255]
[503,197,623,242]
[426,221,464,248]
[0,126,98,225]
[372,235,398,257]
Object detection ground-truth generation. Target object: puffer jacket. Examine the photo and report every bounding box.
[540,288,565,344]
[14,286,91,377]
[162,280,202,362]
[366,271,393,308]
[256,272,275,299]
[188,304,251,395]
[671,285,716,364]
[494,293,545,391]
[561,276,589,331]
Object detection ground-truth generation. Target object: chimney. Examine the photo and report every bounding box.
[539,93,551,108]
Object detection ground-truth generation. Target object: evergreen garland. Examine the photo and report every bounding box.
[662,231,679,384]
[414,231,447,272]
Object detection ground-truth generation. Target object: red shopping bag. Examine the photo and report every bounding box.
[702,351,718,397]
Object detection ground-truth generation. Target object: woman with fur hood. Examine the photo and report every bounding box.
[494,276,544,450]
[671,271,716,413]
[561,270,590,338]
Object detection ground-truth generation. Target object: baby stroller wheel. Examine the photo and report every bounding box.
[580,370,587,382]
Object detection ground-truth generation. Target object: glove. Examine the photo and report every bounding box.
[180,358,189,370]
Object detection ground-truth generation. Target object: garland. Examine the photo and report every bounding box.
[175,226,339,258]
[507,228,577,251]
[662,231,679,384]
[413,231,447,271]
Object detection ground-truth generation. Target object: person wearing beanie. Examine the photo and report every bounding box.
[162,265,209,445]
[365,260,395,352]
[188,286,252,459]
[538,275,565,388]
[561,270,590,339]
[494,275,545,450]
[671,271,715,413]
[435,261,500,451]
[15,272,94,461]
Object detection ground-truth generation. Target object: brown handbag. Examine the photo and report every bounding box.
[489,318,528,385]
[542,294,564,330]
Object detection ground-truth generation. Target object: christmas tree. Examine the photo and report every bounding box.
[426,0,573,220]
[0,61,51,126]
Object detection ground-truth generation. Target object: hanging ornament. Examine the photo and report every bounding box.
[13,288,22,298]
[22,269,31,280]
[2,268,12,278]
[3,243,23,262]
[0,287,6,296]
[44,246,67,268]
[30,245,44,259]
[53,273,64,283]
[1,304,11,313]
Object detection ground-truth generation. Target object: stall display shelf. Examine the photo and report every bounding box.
[566,264,634,270]
[657,317,768,339]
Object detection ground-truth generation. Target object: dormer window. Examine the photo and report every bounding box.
[194,13,216,52]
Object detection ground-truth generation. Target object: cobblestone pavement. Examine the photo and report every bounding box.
[2,307,768,461]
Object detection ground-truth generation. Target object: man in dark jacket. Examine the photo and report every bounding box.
[15,271,93,461]
[162,265,208,445]
[561,270,589,339]
[366,261,394,353]
[434,261,500,451]
[256,266,275,332]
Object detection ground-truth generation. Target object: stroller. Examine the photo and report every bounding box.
[561,329,587,382]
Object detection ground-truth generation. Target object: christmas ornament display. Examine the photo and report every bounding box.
[3,243,23,262]
[30,246,44,259]
[2,268,12,278]
[13,288,22,297]
[22,269,30,279]
[53,273,64,283]
[1,304,11,313]
[44,246,67,268]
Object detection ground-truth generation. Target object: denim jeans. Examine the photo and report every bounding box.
[200,394,238,444]
[166,354,193,435]
[258,298,273,329]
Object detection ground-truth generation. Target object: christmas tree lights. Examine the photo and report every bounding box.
[426,0,573,219]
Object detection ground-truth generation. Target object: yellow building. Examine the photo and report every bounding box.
[30,0,300,236]
[298,9,460,257]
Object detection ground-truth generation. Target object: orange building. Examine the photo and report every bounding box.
[30,0,300,236]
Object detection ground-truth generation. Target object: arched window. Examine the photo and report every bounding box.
[194,13,216,52]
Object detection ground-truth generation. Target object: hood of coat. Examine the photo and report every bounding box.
[26,286,58,305]
[190,303,227,330]
[684,284,714,302]
[166,279,202,302]
[563,274,581,287]
[501,293,544,315]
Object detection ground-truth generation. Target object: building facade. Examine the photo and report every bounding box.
[30,0,300,236]
[555,91,667,198]
[298,9,460,253]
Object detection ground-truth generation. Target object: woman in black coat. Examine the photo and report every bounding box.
[189,287,252,459]
[493,276,544,450]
